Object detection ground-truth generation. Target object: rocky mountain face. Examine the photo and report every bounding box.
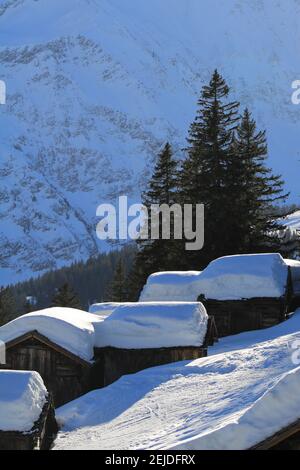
[0,0,299,284]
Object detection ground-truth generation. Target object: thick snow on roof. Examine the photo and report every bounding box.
[0,307,104,362]
[140,253,288,302]
[139,271,202,302]
[55,310,300,450]
[284,258,300,267]
[89,302,130,316]
[94,302,208,349]
[0,371,47,432]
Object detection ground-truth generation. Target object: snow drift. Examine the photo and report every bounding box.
[0,370,47,432]
[55,309,300,450]
[94,302,208,349]
[140,253,289,302]
[89,302,132,317]
[172,366,300,450]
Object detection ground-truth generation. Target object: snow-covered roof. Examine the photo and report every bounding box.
[284,258,300,267]
[94,302,208,349]
[89,302,131,317]
[0,307,105,362]
[140,271,203,302]
[0,371,47,432]
[0,303,208,358]
[140,254,289,302]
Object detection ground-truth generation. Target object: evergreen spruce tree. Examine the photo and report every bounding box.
[227,108,288,252]
[126,257,147,302]
[51,283,83,309]
[0,287,17,326]
[23,298,34,314]
[128,142,181,299]
[180,70,240,267]
[107,259,128,302]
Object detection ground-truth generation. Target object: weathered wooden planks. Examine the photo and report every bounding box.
[0,332,92,407]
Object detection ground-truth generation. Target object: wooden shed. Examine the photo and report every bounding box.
[0,308,105,407]
[197,254,294,337]
[93,302,217,387]
[0,330,92,407]
[201,294,292,338]
[0,371,57,450]
[284,259,300,311]
[139,254,294,337]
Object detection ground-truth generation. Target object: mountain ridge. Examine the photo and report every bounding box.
[0,0,299,284]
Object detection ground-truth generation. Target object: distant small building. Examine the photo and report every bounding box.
[0,371,57,450]
[26,296,38,306]
[93,302,217,386]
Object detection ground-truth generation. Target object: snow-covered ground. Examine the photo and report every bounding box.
[0,370,47,432]
[55,310,300,450]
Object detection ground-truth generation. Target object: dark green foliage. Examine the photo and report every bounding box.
[106,259,128,302]
[128,142,182,299]
[272,204,300,218]
[180,70,240,267]
[51,282,83,309]
[12,245,136,313]
[8,71,289,313]
[226,108,288,253]
[180,70,287,267]
[0,286,17,326]
[23,299,35,314]
[126,257,147,302]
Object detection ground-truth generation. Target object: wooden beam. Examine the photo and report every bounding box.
[251,419,300,450]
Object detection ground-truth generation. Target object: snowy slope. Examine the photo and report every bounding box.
[0,370,47,432]
[0,0,300,284]
[55,310,300,450]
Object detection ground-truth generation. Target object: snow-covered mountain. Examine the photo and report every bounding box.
[0,0,300,284]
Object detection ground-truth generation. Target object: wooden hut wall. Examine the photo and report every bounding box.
[95,345,207,387]
[203,297,287,337]
[202,268,293,338]
[0,332,92,407]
